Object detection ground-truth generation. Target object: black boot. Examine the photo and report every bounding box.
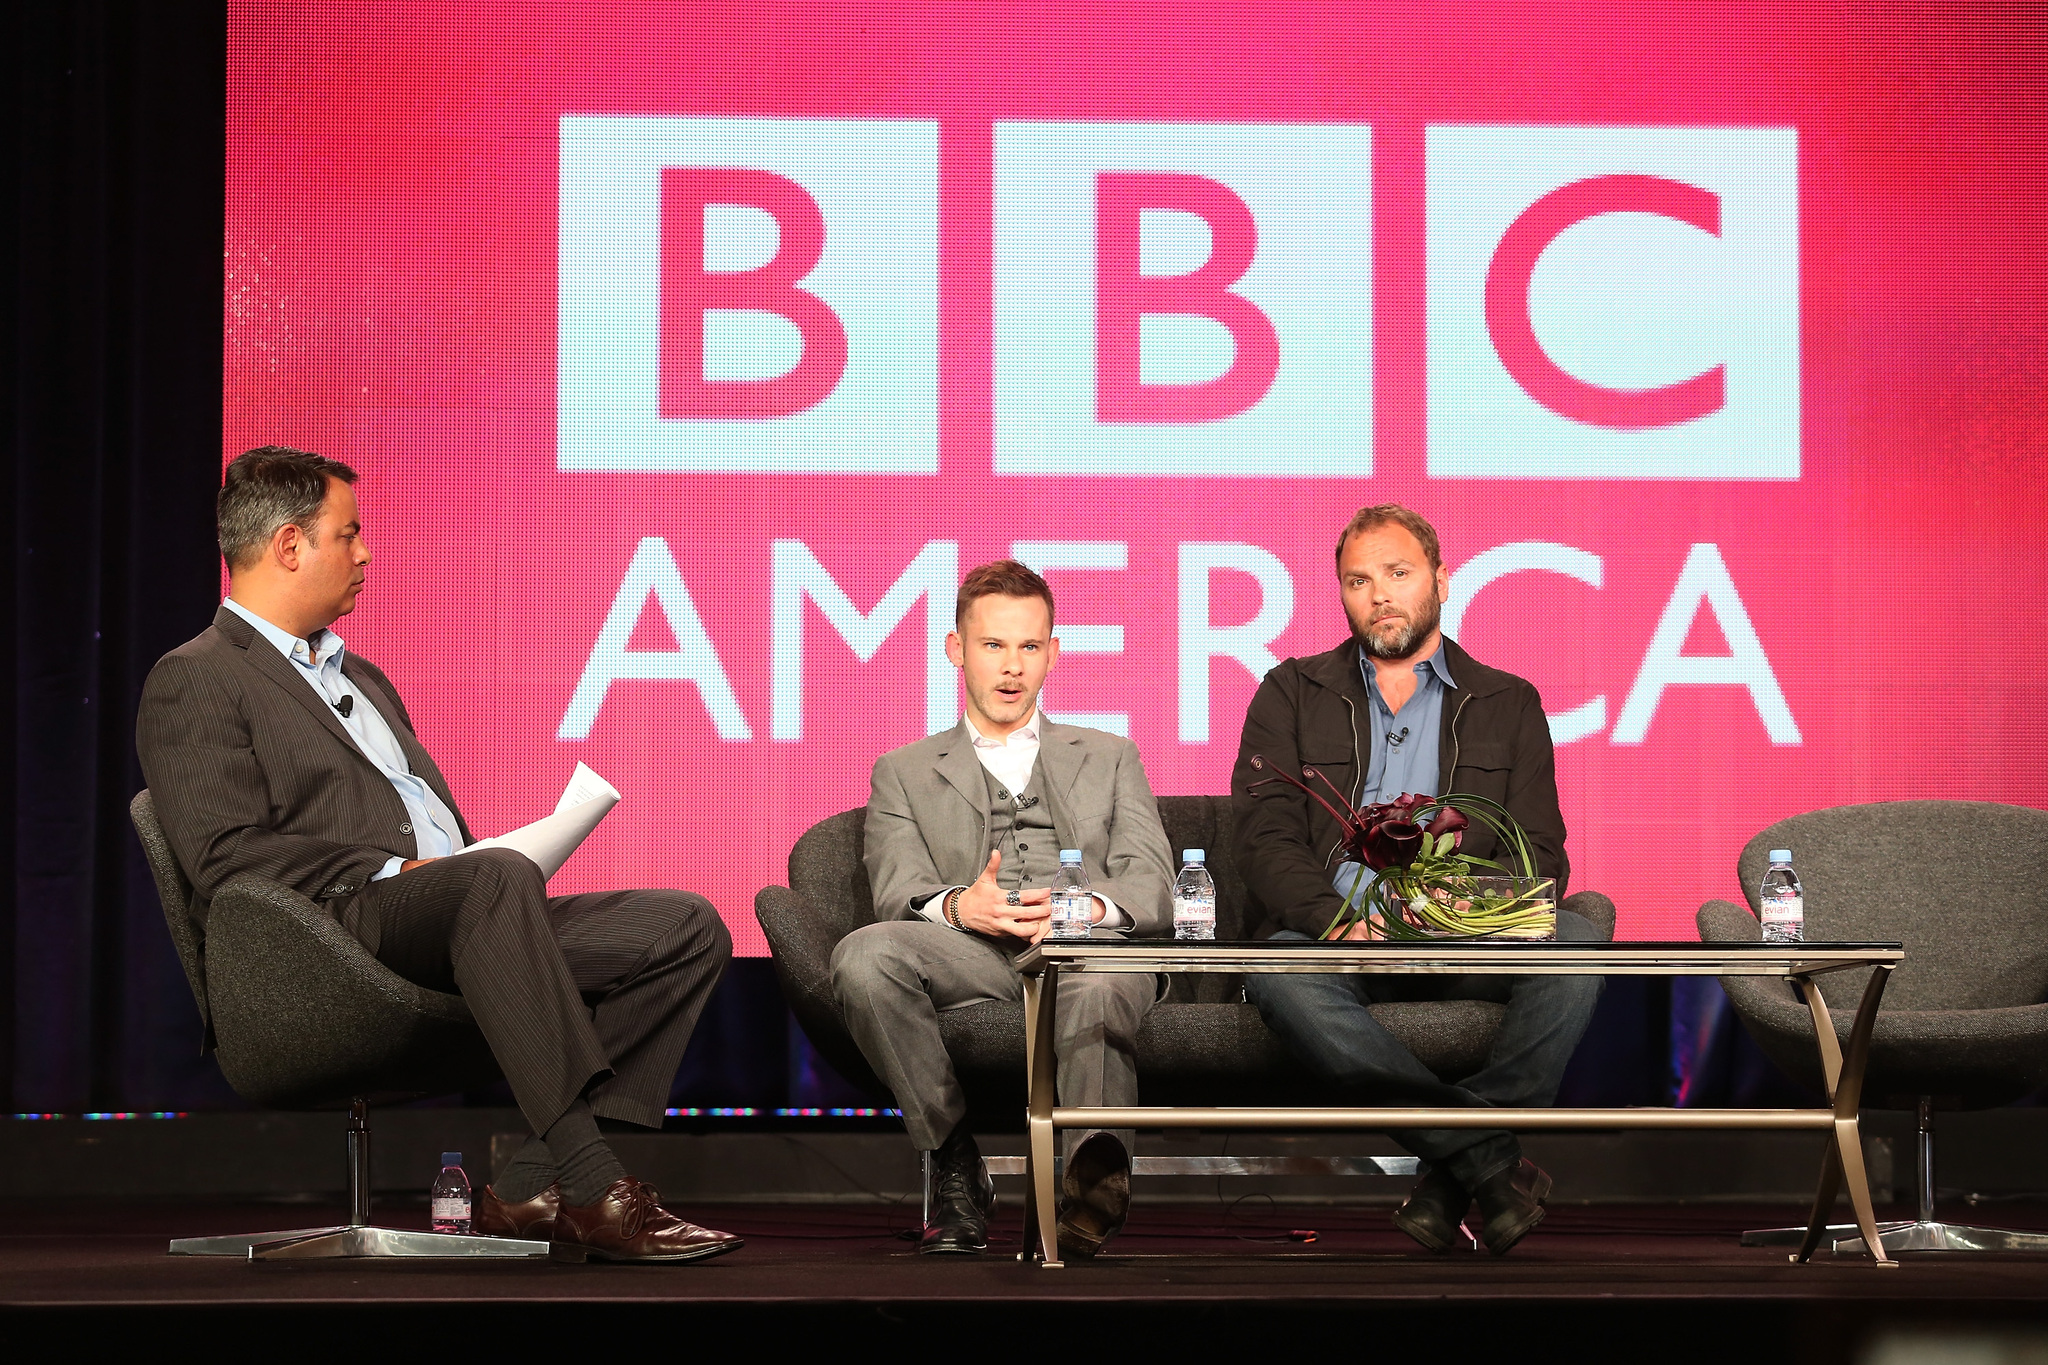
[920,1126,994,1255]
[1391,1164,1471,1253]
[1470,1158,1552,1255]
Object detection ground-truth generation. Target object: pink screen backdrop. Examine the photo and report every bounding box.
[226,2,2048,951]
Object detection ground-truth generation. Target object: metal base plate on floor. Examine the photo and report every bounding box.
[1740,1222,1911,1250]
[170,1225,550,1260]
[1835,1221,2048,1256]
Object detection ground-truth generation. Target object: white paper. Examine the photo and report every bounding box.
[553,761,618,815]
[458,762,621,880]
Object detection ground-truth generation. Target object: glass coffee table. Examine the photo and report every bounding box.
[1012,939,1904,1268]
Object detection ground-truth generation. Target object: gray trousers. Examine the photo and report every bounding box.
[337,847,731,1135]
[830,919,1156,1154]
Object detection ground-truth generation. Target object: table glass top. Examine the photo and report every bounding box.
[1013,939,1904,975]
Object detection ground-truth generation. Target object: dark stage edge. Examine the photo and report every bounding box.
[6,1203,2048,1357]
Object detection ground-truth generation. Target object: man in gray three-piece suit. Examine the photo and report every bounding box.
[136,446,741,1263]
[832,560,1173,1259]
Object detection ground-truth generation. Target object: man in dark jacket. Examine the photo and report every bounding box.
[139,446,741,1263]
[1230,504,1602,1256]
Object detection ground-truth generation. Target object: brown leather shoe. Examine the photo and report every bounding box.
[551,1177,744,1264]
[475,1183,560,1240]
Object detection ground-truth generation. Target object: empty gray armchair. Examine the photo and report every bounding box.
[1698,799,2048,1255]
[131,789,544,1260]
[756,794,1617,1126]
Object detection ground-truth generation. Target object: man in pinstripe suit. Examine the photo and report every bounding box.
[137,446,740,1263]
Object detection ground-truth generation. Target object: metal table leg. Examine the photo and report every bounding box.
[1022,966,1064,1267]
[1791,965,1896,1266]
[1018,972,1040,1261]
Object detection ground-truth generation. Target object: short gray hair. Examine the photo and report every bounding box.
[218,446,359,571]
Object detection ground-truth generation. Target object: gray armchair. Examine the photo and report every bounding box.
[132,790,545,1260]
[1698,799,2048,1254]
[756,795,1617,1126]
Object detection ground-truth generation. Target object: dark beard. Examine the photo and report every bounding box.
[1355,596,1441,661]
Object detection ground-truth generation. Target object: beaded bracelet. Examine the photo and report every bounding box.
[943,887,965,929]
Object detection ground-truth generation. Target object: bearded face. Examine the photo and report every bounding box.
[1351,590,1443,661]
[1337,522,1448,664]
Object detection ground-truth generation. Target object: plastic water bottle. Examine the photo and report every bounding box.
[1047,850,1093,940]
[1759,849,1804,943]
[431,1151,472,1234]
[1174,850,1217,941]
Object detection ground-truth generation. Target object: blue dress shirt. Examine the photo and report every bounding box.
[223,597,464,881]
[1335,642,1457,906]
[1358,642,1454,806]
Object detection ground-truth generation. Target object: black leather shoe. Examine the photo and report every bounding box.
[919,1127,994,1255]
[1470,1158,1552,1255]
[1391,1165,1470,1253]
[1056,1132,1131,1260]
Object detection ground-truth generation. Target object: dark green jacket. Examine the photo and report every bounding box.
[1230,635,1569,940]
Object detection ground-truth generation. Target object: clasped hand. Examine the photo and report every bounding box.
[953,850,1098,943]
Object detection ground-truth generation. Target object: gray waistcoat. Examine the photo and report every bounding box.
[981,762,1071,892]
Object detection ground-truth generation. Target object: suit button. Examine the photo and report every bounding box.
[399,822,413,834]
[1018,843,1029,851]
[997,790,1008,800]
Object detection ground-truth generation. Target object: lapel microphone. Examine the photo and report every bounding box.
[1388,725,1409,748]
[334,695,355,719]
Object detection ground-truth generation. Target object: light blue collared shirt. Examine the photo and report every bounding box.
[1359,642,1454,806]
[223,597,464,881]
[1335,642,1457,905]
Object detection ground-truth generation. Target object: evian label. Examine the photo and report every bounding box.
[1761,894,1803,940]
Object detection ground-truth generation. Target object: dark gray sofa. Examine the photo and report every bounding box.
[755,794,1616,1128]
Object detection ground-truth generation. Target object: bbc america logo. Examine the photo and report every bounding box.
[557,117,1797,480]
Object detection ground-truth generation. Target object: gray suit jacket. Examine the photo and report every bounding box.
[863,718,1174,935]
[136,604,474,926]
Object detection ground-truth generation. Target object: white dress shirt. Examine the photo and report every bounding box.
[223,597,464,881]
[917,710,1127,930]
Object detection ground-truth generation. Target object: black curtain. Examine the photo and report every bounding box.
[6,2,233,1112]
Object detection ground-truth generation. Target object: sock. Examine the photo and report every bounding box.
[545,1099,628,1206]
[494,1136,557,1202]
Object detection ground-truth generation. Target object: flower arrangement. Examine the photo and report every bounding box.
[1246,755,1556,940]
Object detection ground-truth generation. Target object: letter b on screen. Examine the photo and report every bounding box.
[559,117,938,473]
[994,122,1372,477]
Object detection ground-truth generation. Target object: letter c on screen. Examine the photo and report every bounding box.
[1484,174,1725,430]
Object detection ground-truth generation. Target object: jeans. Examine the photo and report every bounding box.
[1244,911,1603,1189]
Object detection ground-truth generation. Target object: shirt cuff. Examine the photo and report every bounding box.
[1093,892,1131,932]
[915,887,969,928]
[372,856,405,882]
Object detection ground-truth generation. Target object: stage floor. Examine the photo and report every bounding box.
[6,1200,2048,1356]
